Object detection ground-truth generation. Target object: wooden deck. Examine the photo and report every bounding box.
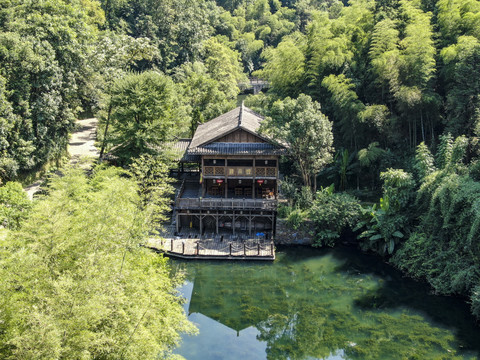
[146,237,275,260]
[176,197,277,210]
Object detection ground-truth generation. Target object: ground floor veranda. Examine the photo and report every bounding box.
[175,210,276,239]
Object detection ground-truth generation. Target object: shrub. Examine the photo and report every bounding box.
[0,181,31,229]
[277,204,293,219]
[309,190,363,247]
[287,208,306,230]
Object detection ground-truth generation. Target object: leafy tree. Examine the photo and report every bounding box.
[414,141,436,180]
[310,189,363,246]
[322,74,365,149]
[106,71,187,164]
[0,181,31,229]
[260,94,334,191]
[93,31,161,159]
[369,18,400,103]
[100,0,216,70]
[0,166,195,359]
[441,36,480,136]
[174,61,236,136]
[358,141,387,189]
[202,37,247,100]
[129,154,175,226]
[0,0,101,178]
[254,32,306,97]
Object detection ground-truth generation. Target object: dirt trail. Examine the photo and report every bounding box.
[24,118,99,199]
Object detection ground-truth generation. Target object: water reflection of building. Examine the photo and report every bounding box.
[186,262,284,335]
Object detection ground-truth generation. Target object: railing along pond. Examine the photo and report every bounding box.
[167,239,275,258]
[176,197,277,210]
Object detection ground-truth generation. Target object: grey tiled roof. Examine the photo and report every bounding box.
[172,104,285,162]
[188,142,287,156]
[189,103,270,148]
[167,139,200,162]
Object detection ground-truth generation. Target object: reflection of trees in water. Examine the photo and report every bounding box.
[173,249,479,359]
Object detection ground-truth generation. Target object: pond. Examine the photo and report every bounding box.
[171,246,480,359]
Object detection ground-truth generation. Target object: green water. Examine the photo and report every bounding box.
[172,246,480,359]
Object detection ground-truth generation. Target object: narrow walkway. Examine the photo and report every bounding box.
[68,118,99,164]
[25,118,99,199]
[146,236,275,261]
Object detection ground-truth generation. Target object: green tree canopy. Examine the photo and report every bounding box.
[0,166,195,359]
[261,94,334,191]
[106,71,187,163]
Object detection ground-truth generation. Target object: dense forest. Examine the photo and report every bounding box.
[1,0,480,357]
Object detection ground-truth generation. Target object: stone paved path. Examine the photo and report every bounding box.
[24,118,99,199]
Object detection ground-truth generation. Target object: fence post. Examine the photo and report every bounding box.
[171,239,173,251]
[196,242,199,256]
[229,243,232,256]
[258,243,260,255]
[271,243,274,256]
[244,243,246,256]
[182,242,185,255]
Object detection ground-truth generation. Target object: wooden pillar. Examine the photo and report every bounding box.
[273,212,277,237]
[201,157,205,197]
[225,179,228,198]
[232,211,235,235]
[176,213,180,233]
[199,211,203,236]
[216,212,219,234]
[252,180,255,199]
[248,212,252,236]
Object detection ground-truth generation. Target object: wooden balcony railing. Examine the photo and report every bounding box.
[176,197,277,210]
[255,167,277,177]
[204,166,225,176]
[203,166,277,178]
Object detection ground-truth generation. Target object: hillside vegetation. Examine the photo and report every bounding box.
[1,0,480,351]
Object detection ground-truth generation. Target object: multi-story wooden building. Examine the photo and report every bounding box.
[174,103,286,238]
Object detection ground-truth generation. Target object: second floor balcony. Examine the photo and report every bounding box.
[176,197,277,211]
[203,166,277,178]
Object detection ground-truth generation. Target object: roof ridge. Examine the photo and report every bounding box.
[239,101,244,127]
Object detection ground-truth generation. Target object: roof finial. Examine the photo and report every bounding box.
[239,101,245,126]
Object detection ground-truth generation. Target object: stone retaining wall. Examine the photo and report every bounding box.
[275,219,315,245]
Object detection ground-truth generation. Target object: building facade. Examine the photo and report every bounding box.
[174,104,285,238]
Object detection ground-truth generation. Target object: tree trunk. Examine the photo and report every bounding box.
[99,102,112,160]
[420,110,425,143]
